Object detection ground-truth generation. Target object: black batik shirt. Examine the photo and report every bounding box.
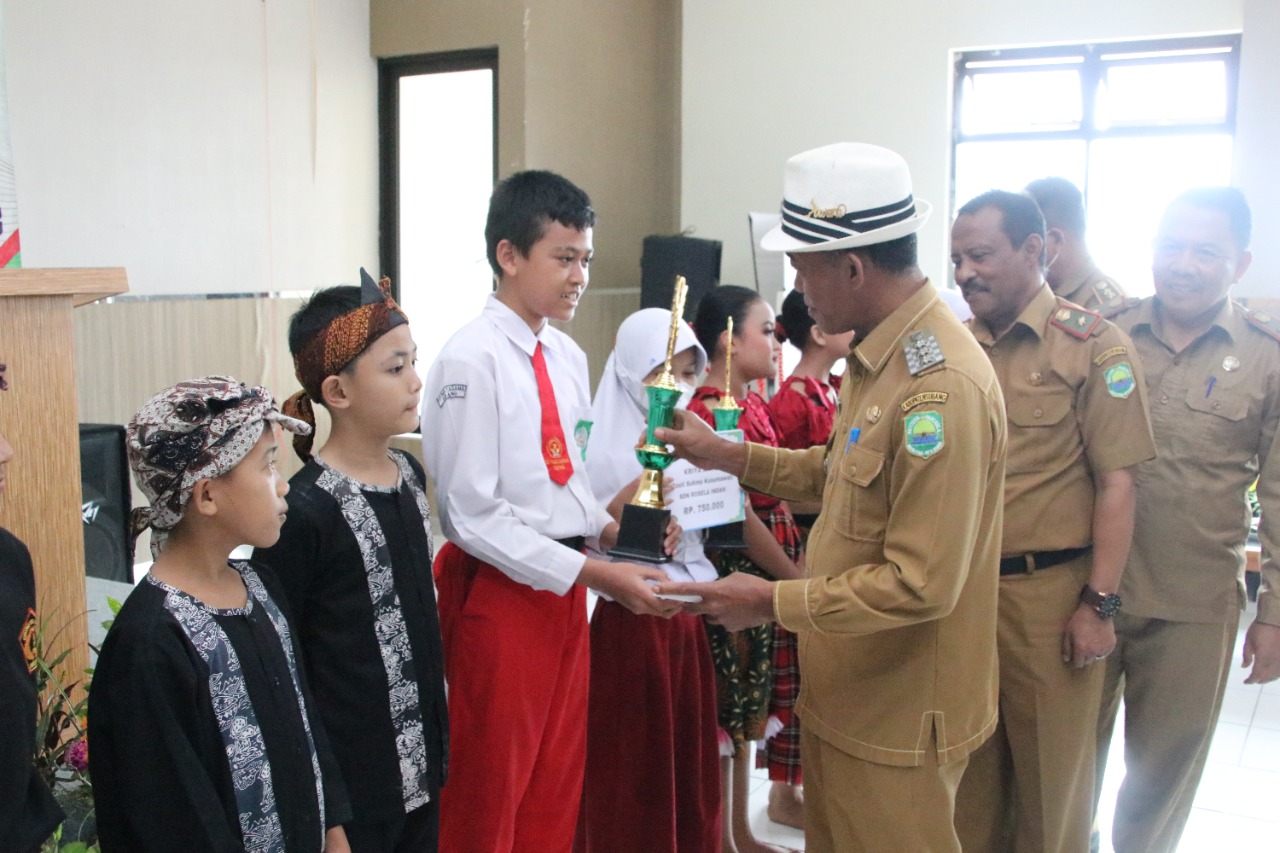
[0,527,64,853]
[255,450,448,823]
[88,562,349,853]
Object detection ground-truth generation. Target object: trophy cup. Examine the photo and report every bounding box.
[608,276,689,563]
[703,316,748,549]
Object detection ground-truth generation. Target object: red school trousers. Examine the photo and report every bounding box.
[433,541,589,853]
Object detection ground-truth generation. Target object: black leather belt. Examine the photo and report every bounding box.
[999,546,1092,576]
[556,536,586,552]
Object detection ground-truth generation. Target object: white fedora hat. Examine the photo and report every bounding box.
[760,142,932,253]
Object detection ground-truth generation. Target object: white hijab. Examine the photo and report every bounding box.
[587,308,717,583]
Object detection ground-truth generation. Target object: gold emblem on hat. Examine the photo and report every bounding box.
[1223,356,1240,372]
[1029,372,1043,386]
[866,405,881,423]
[1257,312,1273,324]
[1056,309,1071,322]
[809,200,848,220]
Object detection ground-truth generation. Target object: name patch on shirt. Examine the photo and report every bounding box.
[900,391,948,412]
[436,383,467,407]
[1093,346,1128,366]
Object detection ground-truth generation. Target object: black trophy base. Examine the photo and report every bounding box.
[703,520,747,550]
[608,503,672,563]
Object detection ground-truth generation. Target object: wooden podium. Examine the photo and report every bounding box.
[0,268,128,680]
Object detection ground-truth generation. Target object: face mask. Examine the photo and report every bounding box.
[676,382,696,410]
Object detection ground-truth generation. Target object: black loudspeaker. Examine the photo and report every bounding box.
[79,424,133,582]
[640,235,723,320]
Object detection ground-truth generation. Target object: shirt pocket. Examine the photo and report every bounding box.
[1005,391,1074,475]
[1182,386,1251,454]
[830,443,889,543]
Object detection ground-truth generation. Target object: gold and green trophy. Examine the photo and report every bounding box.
[608,276,689,563]
[703,317,748,549]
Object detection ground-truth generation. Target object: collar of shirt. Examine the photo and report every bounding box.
[482,293,567,358]
[969,282,1056,347]
[850,278,940,375]
[1129,295,1243,351]
[1057,262,1101,305]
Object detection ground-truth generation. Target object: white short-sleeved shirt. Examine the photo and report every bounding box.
[422,295,612,595]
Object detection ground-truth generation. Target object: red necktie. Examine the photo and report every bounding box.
[532,342,573,485]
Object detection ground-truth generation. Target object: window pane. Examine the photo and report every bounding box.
[1098,61,1228,127]
[1085,134,1233,297]
[961,70,1082,134]
[953,139,1087,215]
[398,69,494,373]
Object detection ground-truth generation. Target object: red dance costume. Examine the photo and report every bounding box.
[689,387,803,785]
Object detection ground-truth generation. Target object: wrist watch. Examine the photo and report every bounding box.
[1080,584,1122,619]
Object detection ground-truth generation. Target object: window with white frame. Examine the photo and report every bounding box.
[951,34,1240,295]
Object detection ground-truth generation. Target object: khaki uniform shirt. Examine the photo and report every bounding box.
[1108,297,1280,625]
[1056,263,1126,314]
[970,285,1156,553]
[741,281,1007,767]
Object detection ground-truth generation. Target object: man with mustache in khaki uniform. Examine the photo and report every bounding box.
[949,190,1155,853]
[654,143,1007,853]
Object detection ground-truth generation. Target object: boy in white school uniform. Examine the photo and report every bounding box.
[421,170,678,853]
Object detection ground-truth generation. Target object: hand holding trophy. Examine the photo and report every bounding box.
[608,276,689,563]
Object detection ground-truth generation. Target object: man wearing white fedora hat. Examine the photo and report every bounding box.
[655,142,1007,852]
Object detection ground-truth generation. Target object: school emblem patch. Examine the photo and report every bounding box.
[574,420,592,460]
[905,411,945,459]
[1104,362,1136,399]
[19,607,38,674]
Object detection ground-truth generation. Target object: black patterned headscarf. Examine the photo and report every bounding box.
[126,375,309,558]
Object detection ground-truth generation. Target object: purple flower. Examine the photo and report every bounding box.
[64,739,88,771]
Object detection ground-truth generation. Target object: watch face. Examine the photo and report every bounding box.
[1097,593,1122,619]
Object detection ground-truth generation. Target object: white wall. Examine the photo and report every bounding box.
[1234,0,1280,297]
[2,0,377,296]
[680,0,1276,295]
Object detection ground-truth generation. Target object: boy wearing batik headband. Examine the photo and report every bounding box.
[88,376,352,853]
[255,270,448,853]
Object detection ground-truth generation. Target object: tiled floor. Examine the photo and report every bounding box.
[744,599,1280,852]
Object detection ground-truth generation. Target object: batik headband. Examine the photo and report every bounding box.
[282,268,408,461]
[127,375,310,559]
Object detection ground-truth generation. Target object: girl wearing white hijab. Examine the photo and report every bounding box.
[578,308,721,853]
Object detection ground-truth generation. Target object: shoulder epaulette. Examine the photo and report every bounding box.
[1101,296,1143,320]
[1246,308,1280,343]
[903,328,945,376]
[1092,278,1126,312]
[1049,303,1104,339]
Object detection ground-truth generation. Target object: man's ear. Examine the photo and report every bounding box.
[843,250,866,286]
[1021,232,1046,268]
[320,374,351,411]
[495,238,523,279]
[189,478,219,518]
[1232,249,1253,284]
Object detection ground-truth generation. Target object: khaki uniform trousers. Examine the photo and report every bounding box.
[955,559,1102,853]
[1094,611,1239,853]
[801,725,967,853]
